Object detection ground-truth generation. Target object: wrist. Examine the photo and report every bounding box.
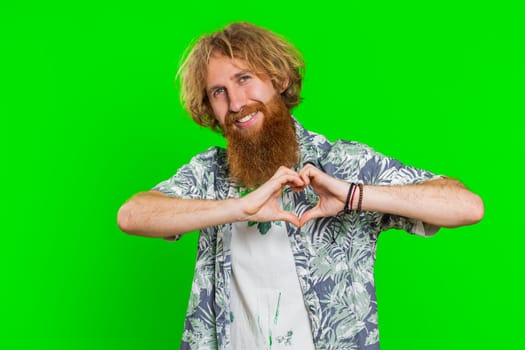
[231,197,250,222]
[353,183,363,211]
[343,182,364,213]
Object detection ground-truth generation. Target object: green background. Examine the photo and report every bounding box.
[3,1,523,349]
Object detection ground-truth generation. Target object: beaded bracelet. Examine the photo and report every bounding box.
[357,183,364,212]
[342,182,364,214]
[349,182,358,211]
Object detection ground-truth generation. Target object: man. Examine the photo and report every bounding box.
[118,22,483,350]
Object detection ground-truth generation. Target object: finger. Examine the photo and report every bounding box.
[263,174,301,194]
[285,177,306,189]
[298,165,318,185]
[301,162,317,169]
[299,206,322,227]
[277,211,300,227]
[274,173,304,189]
[272,166,299,179]
[299,171,311,186]
[244,174,303,213]
[289,184,306,192]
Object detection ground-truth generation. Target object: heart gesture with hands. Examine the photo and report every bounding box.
[239,166,304,227]
[297,163,351,227]
[238,164,351,227]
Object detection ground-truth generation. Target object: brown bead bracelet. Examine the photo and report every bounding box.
[357,183,364,212]
[342,182,364,214]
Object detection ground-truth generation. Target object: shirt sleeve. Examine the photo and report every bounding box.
[151,147,222,241]
[153,147,222,199]
[359,147,441,237]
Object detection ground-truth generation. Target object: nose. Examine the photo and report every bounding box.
[228,88,246,113]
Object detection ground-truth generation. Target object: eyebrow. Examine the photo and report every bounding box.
[206,69,253,95]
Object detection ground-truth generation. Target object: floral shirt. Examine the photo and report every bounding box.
[154,120,438,350]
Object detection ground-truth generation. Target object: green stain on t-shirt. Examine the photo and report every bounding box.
[257,221,272,235]
[274,292,282,325]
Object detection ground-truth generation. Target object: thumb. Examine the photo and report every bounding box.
[299,206,322,227]
[278,211,301,227]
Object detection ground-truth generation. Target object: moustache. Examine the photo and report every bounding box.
[224,101,266,128]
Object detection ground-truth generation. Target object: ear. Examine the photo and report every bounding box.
[279,77,290,94]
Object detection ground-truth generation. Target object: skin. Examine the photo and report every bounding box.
[117,55,484,237]
[206,54,285,131]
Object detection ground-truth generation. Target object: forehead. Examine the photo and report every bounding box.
[206,55,253,85]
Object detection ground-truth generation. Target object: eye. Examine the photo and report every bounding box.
[239,75,251,83]
[212,87,224,97]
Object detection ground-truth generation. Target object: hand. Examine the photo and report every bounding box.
[239,166,305,227]
[298,163,350,227]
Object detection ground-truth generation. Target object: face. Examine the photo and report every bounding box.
[206,54,279,132]
[205,54,299,188]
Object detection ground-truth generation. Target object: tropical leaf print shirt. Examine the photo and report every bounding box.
[153,119,439,350]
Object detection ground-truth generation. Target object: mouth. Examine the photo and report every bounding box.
[234,111,259,128]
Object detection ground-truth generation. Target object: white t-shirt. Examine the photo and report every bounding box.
[230,219,315,350]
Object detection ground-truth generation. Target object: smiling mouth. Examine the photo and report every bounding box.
[236,111,258,124]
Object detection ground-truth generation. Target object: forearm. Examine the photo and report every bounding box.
[117,191,243,237]
[359,178,484,228]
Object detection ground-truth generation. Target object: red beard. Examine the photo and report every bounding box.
[223,95,299,188]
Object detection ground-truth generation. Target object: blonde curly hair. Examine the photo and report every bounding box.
[177,22,305,132]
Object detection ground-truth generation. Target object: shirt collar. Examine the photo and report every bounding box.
[292,116,327,172]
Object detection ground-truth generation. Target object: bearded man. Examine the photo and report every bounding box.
[117,22,484,350]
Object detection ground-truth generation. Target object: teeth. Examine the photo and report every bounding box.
[237,112,257,123]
